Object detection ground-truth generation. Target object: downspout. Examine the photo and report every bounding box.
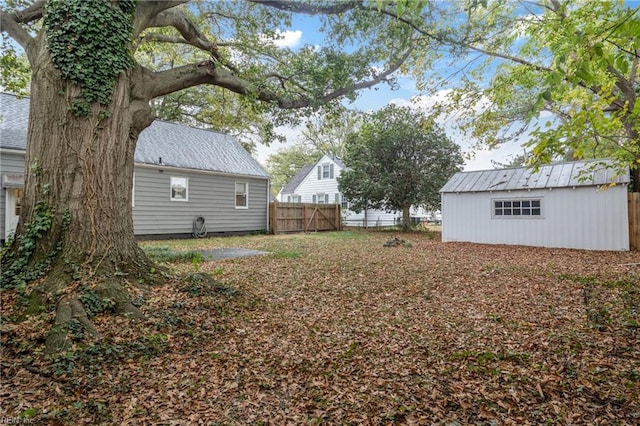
[266,177,271,233]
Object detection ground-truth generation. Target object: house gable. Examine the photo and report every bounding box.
[291,154,345,204]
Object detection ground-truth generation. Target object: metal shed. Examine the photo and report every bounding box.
[440,160,630,251]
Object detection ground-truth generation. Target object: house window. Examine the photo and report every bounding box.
[292,194,301,203]
[317,163,334,180]
[323,164,331,179]
[313,193,329,204]
[334,193,340,204]
[235,182,248,208]
[341,197,349,210]
[170,176,188,201]
[493,198,541,217]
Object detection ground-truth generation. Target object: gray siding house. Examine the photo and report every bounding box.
[0,93,270,240]
[440,160,630,251]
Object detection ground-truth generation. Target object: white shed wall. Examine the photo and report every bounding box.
[442,186,629,251]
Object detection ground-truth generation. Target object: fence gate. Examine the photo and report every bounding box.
[270,203,342,234]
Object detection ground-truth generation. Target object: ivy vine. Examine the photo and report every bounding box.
[0,204,70,291]
[44,0,136,116]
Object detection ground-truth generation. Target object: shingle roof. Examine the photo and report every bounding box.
[136,120,269,177]
[280,163,314,194]
[0,93,29,150]
[440,159,630,193]
[0,93,269,178]
[325,153,346,169]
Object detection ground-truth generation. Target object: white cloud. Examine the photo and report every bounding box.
[255,125,303,165]
[261,30,303,49]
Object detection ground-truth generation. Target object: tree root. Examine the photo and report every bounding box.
[42,277,153,355]
[45,295,102,354]
[94,280,145,319]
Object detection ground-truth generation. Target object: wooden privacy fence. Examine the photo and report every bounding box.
[630,193,640,251]
[270,202,342,234]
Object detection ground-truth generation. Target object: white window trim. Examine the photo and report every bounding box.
[322,164,331,179]
[170,176,189,202]
[315,192,329,204]
[235,181,249,209]
[317,162,335,180]
[491,197,543,219]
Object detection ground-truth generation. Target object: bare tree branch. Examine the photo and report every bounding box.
[143,7,223,62]
[133,0,189,37]
[247,0,361,15]
[137,32,236,50]
[0,6,37,51]
[12,0,45,23]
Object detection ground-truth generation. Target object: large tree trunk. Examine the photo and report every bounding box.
[2,44,158,354]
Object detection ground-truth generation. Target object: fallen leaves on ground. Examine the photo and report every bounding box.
[1,231,639,424]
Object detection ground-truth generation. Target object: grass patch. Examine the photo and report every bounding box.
[142,245,202,263]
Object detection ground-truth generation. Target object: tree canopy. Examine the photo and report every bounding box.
[433,0,640,188]
[338,105,463,230]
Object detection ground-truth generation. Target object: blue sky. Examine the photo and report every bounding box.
[254,14,524,171]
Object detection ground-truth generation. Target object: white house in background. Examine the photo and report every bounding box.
[440,160,630,251]
[277,153,404,227]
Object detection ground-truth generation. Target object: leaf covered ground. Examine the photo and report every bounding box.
[1,230,639,424]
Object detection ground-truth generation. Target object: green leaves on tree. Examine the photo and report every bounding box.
[44,0,136,116]
[338,105,463,219]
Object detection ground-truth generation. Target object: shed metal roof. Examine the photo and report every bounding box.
[440,159,629,193]
[0,93,269,178]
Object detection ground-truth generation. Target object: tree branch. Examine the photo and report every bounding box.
[12,0,45,23]
[136,46,412,109]
[137,32,235,50]
[133,0,189,37]
[247,0,361,15]
[0,6,36,51]
[142,7,225,64]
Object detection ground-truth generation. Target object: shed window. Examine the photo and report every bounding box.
[170,176,188,201]
[493,199,541,217]
[235,182,248,208]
